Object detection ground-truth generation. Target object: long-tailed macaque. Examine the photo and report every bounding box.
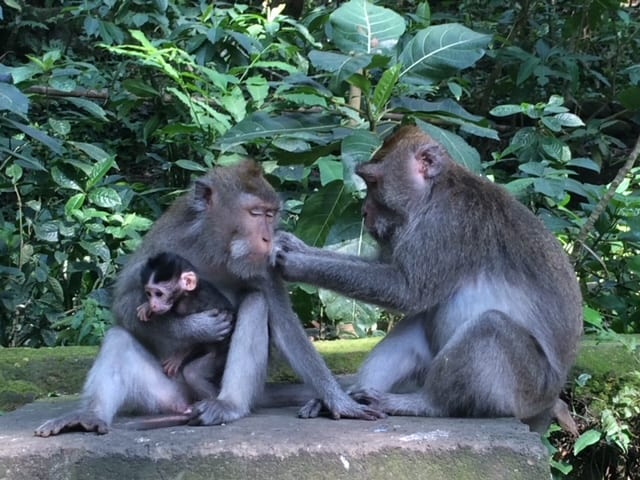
[35,160,380,437]
[137,251,233,399]
[275,126,583,434]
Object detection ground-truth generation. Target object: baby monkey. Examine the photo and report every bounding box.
[138,252,234,398]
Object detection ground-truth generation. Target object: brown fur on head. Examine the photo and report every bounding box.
[355,125,453,241]
[190,159,281,280]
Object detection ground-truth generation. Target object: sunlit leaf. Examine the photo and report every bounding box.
[34,221,59,242]
[88,187,122,209]
[574,429,602,455]
[327,0,406,54]
[399,24,491,83]
[52,166,83,191]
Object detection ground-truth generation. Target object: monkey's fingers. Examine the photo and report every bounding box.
[350,388,387,414]
[136,305,150,322]
[34,414,108,437]
[188,399,243,426]
[329,402,387,421]
[298,399,324,419]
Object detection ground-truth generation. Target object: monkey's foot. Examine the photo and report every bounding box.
[298,398,324,418]
[34,411,109,437]
[350,388,388,413]
[298,397,386,421]
[188,399,245,426]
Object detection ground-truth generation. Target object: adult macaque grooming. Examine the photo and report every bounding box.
[275,126,583,433]
[35,160,379,437]
[137,251,234,398]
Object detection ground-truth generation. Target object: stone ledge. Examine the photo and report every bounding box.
[0,398,548,480]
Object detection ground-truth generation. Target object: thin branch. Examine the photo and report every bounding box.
[572,132,640,262]
[26,86,109,100]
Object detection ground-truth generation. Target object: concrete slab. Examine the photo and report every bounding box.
[0,397,549,480]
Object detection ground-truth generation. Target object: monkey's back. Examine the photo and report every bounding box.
[404,162,583,375]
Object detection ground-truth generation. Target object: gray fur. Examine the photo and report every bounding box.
[35,160,381,437]
[275,126,582,433]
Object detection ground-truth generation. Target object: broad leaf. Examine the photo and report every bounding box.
[217,112,341,151]
[372,64,401,117]
[0,146,46,171]
[5,119,64,155]
[490,104,524,117]
[34,221,59,242]
[318,236,382,334]
[88,187,122,209]
[70,142,111,162]
[400,24,491,83]
[295,180,356,247]
[316,156,344,186]
[65,193,87,217]
[308,50,373,84]
[51,166,83,191]
[327,0,406,55]
[66,97,109,121]
[0,83,29,116]
[393,97,483,121]
[87,156,117,190]
[574,429,602,455]
[175,159,208,172]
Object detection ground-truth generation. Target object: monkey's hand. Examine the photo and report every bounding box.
[162,353,186,377]
[136,303,152,322]
[202,308,234,342]
[273,231,312,281]
[188,399,245,426]
[34,411,109,437]
[349,388,390,414]
[298,396,386,421]
[274,231,310,255]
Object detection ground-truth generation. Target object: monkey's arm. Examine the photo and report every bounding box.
[276,233,415,312]
[189,291,269,425]
[162,310,233,344]
[264,273,384,420]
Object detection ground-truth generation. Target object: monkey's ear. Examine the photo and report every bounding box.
[193,179,215,210]
[180,271,198,291]
[416,143,447,179]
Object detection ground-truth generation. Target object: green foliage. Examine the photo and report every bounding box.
[547,366,640,479]
[0,0,638,352]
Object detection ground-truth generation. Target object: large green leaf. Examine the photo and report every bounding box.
[317,236,382,335]
[399,24,491,83]
[217,112,341,151]
[308,50,373,84]
[327,0,406,55]
[5,119,64,155]
[0,83,29,116]
[295,180,356,247]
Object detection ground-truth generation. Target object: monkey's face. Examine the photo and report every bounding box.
[145,284,176,315]
[227,194,280,280]
[356,162,405,243]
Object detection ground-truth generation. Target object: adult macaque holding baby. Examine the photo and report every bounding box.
[35,160,380,437]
